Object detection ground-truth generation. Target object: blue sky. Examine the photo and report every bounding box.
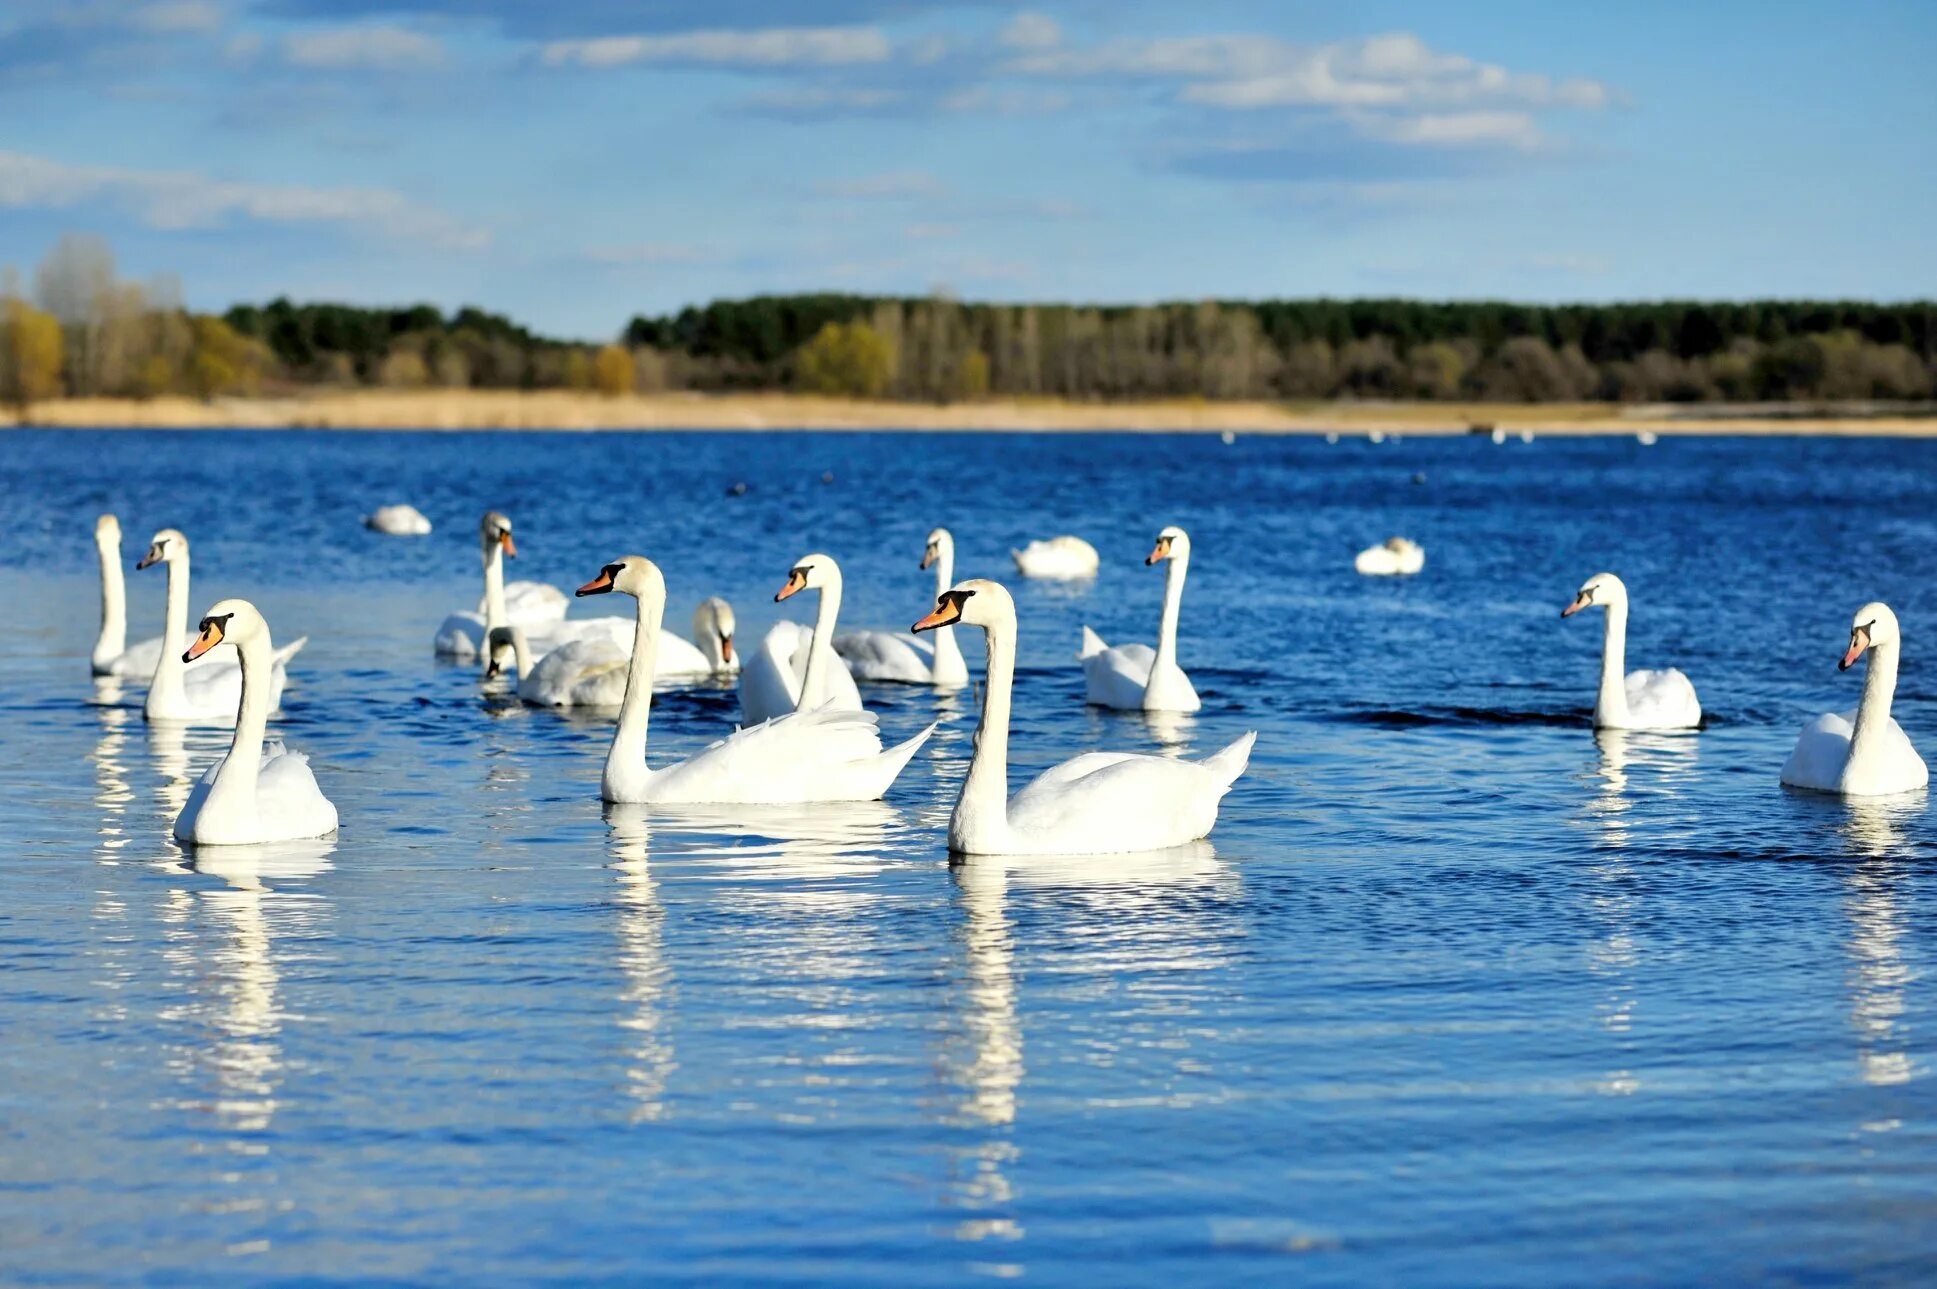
[2,0,1932,337]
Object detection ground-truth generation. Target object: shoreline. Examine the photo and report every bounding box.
[4,390,1935,435]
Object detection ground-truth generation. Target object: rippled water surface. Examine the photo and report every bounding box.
[3,428,1935,1284]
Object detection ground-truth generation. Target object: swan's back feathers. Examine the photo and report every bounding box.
[174,738,338,843]
[1623,667,1701,728]
[272,635,309,667]
[1198,731,1257,789]
[1004,738,1251,853]
[1081,637,1156,709]
[646,703,933,803]
[1078,625,1108,659]
[834,630,935,683]
[1781,709,1928,796]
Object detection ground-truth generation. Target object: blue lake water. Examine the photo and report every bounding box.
[1,428,1933,1284]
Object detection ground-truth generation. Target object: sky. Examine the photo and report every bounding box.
[2,0,1933,338]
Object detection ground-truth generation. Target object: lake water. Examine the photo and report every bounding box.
[1,428,1933,1284]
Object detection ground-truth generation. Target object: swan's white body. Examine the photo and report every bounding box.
[493,599,738,706]
[920,580,1251,855]
[1355,537,1425,576]
[834,528,970,688]
[433,511,571,660]
[581,556,932,804]
[1079,525,1202,713]
[1011,535,1098,580]
[91,514,170,677]
[740,553,865,725]
[1561,573,1700,731]
[172,600,338,846]
[363,504,432,536]
[136,529,303,725]
[1781,603,1928,797]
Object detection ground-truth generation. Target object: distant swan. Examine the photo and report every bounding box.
[579,556,932,804]
[835,527,970,687]
[739,553,864,725]
[363,504,432,536]
[1079,525,1201,713]
[91,514,166,678]
[915,579,1252,854]
[1355,536,1425,576]
[433,511,570,661]
[171,599,338,845]
[1011,535,1098,580]
[487,595,738,701]
[136,528,304,725]
[1781,602,1928,796]
[1561,572,1700,730]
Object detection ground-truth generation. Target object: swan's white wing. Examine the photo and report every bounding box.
[651,630,717,678]
[1624,668,1700,729]
[740,621,807,724]
[272,635,309,668]
[649,705,931,804]
[1782,711,1856,791]
[1006,751,1238,854]
[435,611,486,658]
[174,739,336,843]
[834,630,934,683]
[107,635,167,678]
[1083,641,1155,710]
[521,636,630,707]
[1782,709,1929,795]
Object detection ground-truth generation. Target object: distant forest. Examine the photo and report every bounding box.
[4,234,1934,408]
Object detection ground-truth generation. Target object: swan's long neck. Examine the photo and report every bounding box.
[206,628,273,821]
[931,545,966,678]
[488,626,532,681]
[607,595,661,793]
[94,532,126,666]
[482,539,508,629]
[1152,550,1190,674]
[145,554,192,716]
[1849,642,1900,766]
[1595,598,1630,726]
[955,617,1014,848]
[798,576,842,710]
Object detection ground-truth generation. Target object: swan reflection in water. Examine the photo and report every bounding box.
[604,806,676,1122]
[1838,798,1924,1090]
[91,677,135,858]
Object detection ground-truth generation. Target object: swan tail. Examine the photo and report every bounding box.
[869,721,937,794]
[1199,731,1257,790]
[273,635,310,666]
[1078,625,1108,659]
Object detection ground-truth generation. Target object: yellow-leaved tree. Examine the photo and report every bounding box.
[1,297,65,412]
[594,344,634,397]
[796,322,894,398]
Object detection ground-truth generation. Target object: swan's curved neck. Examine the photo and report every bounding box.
[1850,642,1901,764]
[488,626,532,681]
[954,616,1015,850]
[94,532,126,665]
[1595,599,1629,725]
[798,576,843,710]
[145,554,192,716]
[206,628,274,821]
[930,545,965,678]
[1153,550,1190,674]
[607,595,662,796]
[482,538,508,628]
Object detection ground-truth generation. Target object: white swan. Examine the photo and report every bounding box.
[363,503,432,536]
[1781,603,1928,796]
[739,553,864,725]
[1354,536,1425,576]
[172,600,338,845]
[91,513,168,678]
[1561,572,1700,730]
[692,597,739,675]
[488,597,740,702]
[432,511,570,660]
[1011,535,1098,580]
[578,556,933,804]
[1079,525,1202,713]
[136,529,303,725]
[916,579,1253,854]
[834,527,970,688]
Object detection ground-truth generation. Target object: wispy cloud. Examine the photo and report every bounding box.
[283,24,444,70]
[0,148,488,249]
[541,26,890,69]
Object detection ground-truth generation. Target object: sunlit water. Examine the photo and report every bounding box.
[2,429,1933,1284]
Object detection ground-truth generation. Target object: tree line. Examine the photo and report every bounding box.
[5,234,1934,410]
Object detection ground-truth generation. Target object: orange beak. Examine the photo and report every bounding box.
[183,619,224,663]
[576,569,615,596]
[1145,540,1170,566]
[720,635,734,663]
[920,546,937,570]
[775,570,807,602]
[1561,595,1588,618]
[1840,629,1870,671]
[912,601,959,633]
[500,532,518,559]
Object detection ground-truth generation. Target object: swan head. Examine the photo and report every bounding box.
[1146,525,1190,566]
[95,514,121,543]
[1561,571,1626,618]
[921,528,953,570]
[183,597,262,663]
[1842,602,1900,671]
[135,527,188,571]
[576,555,663,604]
[914,577,1013,634]
[694,597,735,663]
[480,511,517,559]
[775,552,840,602]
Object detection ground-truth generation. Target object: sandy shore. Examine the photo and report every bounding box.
[4,390,1932,434]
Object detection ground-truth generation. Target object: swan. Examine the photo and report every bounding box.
[1561,572,1700,730]
[915,579,1253,854]
[432,511,571,660]
[136,529,303,725]
[487,598,741,702]
[171,600,338,845]
[1781,603,1928,796]
[1011,535,1098,580]
[91,513,168,678]
[692,597,739,675]
[834,528,970,688]
[363,503,432,536]
[739,553,864,725]
[1354,536,1425,576]
[1078,525,1202,713]
[578,556,933,804]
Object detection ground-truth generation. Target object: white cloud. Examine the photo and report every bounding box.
[283,25,445,70]
[1354,110,1545,150]
[999,12,1062,52]
[541,26,891,69]
[737,86,901,114]
[0,149,488,249]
